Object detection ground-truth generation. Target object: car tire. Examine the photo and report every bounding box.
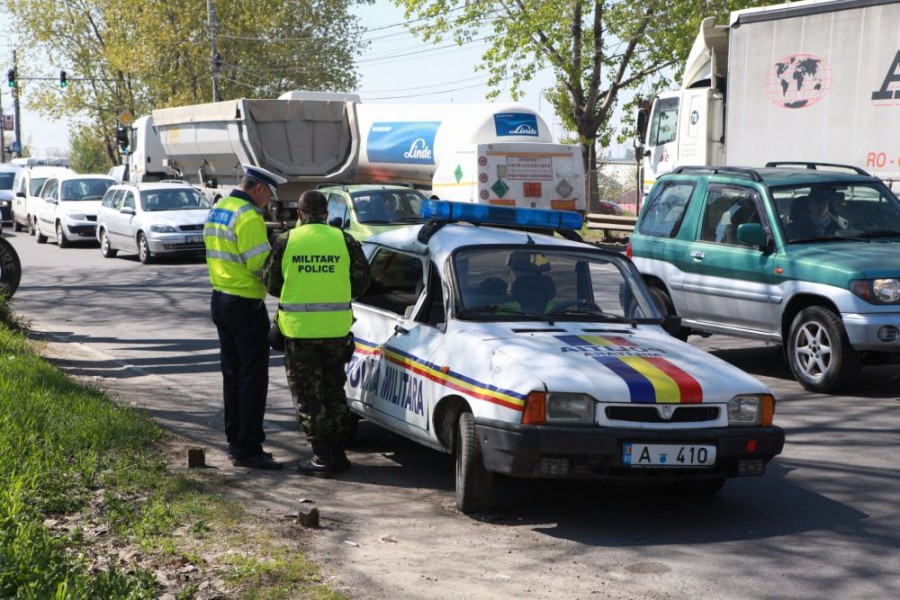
[28,216,35,236]
[787,306,859,393]
[12,219,22,233]
[648,286,688,341]
[35,222,47,244]
[137,233,152,264]
[99,228,118,258]
[455,411,493,514]
[56,222,70,248]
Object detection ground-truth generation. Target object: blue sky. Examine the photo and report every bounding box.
[2,2,562,157]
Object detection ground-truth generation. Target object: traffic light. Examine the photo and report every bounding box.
[6,68,15,88]
[59,70,67,89]
[116,125,130,153]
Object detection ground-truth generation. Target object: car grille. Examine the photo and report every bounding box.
[179,224,204,232]
[86,215,97,222]
[605,405,719,424]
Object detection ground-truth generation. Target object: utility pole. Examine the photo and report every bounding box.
[11,50,22,158]
[207,0,222,102]
[0,85,6,163]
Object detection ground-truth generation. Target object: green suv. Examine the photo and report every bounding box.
[628,163,900,393]
[320,184,427,241]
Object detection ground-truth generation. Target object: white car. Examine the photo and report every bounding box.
[96,182,212,264]
[346,201,785,514]
[11,165,74,234]
[34,174,116,247]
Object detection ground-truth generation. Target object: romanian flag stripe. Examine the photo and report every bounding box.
[352,337,526,411]
[555,334,703,404]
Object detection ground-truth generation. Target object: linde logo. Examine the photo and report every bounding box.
[403,138,433,160]
[509,123,538,135]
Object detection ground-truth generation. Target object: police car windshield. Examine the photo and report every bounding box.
[453,247,660,323]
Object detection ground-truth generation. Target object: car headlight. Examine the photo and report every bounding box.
[69,212,86,221]
[149,224,178,233]
[728,394,775,426]
[850,278,900,304]
[521,392,595,425]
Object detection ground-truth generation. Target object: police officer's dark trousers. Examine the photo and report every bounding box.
[211,290,270,459]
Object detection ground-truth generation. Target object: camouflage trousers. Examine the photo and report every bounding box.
[284,336,351,443]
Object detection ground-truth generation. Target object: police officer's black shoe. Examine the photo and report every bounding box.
[231,451,283,471]
[298,440,333,478]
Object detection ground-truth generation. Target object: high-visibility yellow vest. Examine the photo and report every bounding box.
[278,224,352,339]
[204,195,270,299]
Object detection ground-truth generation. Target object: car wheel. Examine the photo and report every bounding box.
[455,411,493,514]
[648,286,688,341]
[35,222,47,244]
[56,222,70,248]
[137,233,152,264]
[28,216,35,236]
[99,229,118,258]
[787,306,859,393]
[12,219,22,233]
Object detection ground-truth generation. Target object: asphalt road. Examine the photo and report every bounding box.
[4,229,900,599]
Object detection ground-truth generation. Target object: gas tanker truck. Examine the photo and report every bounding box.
[121,91,585,217]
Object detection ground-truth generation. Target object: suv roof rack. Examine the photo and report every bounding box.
[764,161,871,176]
[672,165,763,182]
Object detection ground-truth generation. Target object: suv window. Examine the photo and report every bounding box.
[700,185,765,245]
[637,181,694,237]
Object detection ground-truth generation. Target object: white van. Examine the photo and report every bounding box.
[11,165,75,233]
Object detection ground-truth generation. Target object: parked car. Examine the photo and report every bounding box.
[628,163,900,393]
[96,182,212,263]
[34,174,116,247]
[0,163,21,227]
[321,184,427,241]
[345,200,784,513]
[11,165,74,234]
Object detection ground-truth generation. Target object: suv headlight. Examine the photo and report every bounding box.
[150,224,177,233]
[728,394,775,426]
[850,279,900,304]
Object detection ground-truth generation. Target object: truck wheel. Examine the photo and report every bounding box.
[137,233,152,264]
[455,412,493,514]
[648,286,688,341]
[56,222,70,248]
[787,306,859,393]
[35,222,47,244]
[99,229,118,258]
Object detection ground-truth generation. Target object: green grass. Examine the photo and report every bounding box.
[0,297,344,599]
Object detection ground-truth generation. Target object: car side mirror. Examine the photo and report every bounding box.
[662,314,683,337]
[121,206,135,215]
[736,223,767,249]
[16,191,25,198]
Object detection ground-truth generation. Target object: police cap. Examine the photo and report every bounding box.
[242,164,287,194]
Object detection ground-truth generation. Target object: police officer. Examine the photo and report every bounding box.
[205,164,286,470]
[263,190,370,478]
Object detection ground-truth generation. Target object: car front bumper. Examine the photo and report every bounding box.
[842,312,900,353]
[65,222,98,237]
[475,417,785,481]
[147,232,205,255]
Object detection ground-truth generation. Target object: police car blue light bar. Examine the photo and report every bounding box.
[421,200,583,231]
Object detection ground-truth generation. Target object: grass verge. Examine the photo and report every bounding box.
[0,297,342,599]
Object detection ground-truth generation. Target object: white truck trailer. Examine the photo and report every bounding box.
[637,0,900,194]
[124,91,585,214]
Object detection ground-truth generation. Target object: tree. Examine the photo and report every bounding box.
[394,0,768,207]
[68,123,111,174]
[4,0,370,164]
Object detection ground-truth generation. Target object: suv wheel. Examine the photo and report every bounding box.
[787,306,859,393]
[648,286,688,341]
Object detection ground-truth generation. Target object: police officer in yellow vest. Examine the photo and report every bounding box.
[205,164,286,471]
[263,190,370,477]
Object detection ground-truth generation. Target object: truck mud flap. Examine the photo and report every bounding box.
[0,236,22,299]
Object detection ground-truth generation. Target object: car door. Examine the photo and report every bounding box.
[35,178,59,235]
[117,190,139,251]
[680,183,781,334]
[348,247,435,442]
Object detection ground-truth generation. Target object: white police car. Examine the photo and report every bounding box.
[346,201,785,514]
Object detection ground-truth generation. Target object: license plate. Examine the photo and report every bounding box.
[622,442,716,467]
[186,235,203,243]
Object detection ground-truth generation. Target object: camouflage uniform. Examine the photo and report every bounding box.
[262,217,370,446]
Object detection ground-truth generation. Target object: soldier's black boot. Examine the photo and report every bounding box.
[331,434,351,473]
[298,439,333,478]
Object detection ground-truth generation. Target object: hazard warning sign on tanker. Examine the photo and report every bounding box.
[506,156,553,181]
